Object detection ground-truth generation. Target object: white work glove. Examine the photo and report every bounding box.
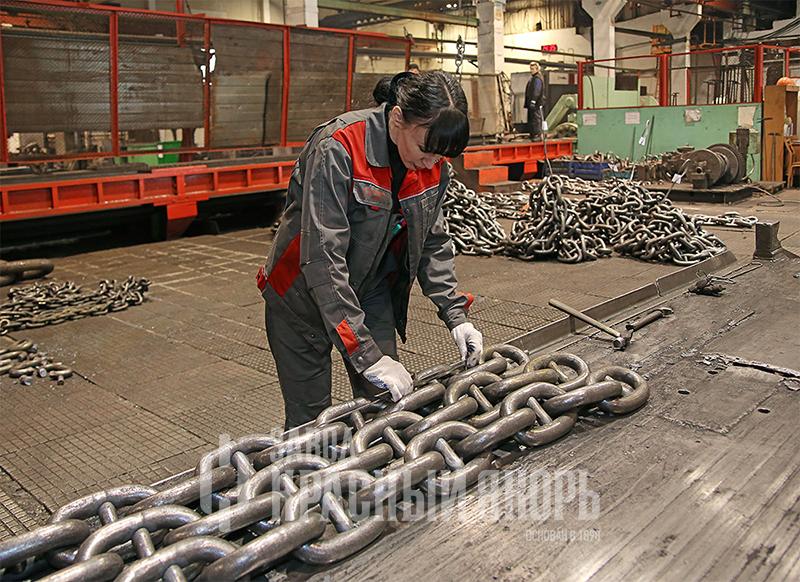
[451,322,483,368]
[363,356,414,401]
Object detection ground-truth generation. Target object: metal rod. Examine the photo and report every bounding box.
[686,66,691,106]
[109,12,120,157]
[548,299,621,339]
[0,23,9,163]
[203,20,211,149]
[345,34,354,112]
[176,0,185,46]
[754,45,764,103]
[659,54,670,106]
[281,28,290,146]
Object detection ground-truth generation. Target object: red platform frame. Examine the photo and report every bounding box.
[463,140,574,165]
[0,160,295,237]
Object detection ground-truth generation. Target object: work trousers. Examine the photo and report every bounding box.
[265,284,398,430]
[527,106,543,140]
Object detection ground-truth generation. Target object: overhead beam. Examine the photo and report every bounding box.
[317,0,478,27]
[615,26,673,40]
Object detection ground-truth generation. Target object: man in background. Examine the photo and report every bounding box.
[524,61,546,140]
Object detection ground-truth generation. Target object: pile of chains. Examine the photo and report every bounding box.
[442,179,508,256]
[482,190,529,220]
[507,176,727,264]
[0,339,73,386]
[0,345,649,582]
[443,175,726,265]
[689,211,757,229]
[0,277,150,335]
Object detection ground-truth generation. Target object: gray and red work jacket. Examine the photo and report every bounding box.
[257,104,473,374]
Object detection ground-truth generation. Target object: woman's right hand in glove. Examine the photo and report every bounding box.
[363,355,414,401]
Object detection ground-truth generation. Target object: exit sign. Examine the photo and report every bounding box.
[541,44,558,52]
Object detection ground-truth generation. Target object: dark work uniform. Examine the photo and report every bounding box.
[342,109,410,398]
[259,104,469,430]
[525,71,546,140]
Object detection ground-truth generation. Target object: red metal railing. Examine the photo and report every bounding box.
[0,0,410,165]
[578,44,800,110]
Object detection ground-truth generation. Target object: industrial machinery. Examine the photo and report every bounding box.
[634,138,748,189]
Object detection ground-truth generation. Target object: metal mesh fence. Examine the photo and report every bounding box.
[790,49,800,78]
[0,1,409,162]
[210,23,284,147]
[351,36,407,111]
[762,47,787,91]
[286,29,349,143]
[117,12,205,155]
[2,2,111,160]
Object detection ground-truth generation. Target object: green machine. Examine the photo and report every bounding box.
[546,94,578,138]
[576,103,762,181]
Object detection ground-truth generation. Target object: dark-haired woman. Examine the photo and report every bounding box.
[257,71,483,429]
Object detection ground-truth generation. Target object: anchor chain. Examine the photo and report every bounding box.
[0,344,649,581]
[442,174,727,265]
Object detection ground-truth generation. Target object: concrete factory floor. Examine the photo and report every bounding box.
[1,187,799,580]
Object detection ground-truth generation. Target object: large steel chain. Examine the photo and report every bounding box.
[0,260,55,288]
[0,277,150,335]
[0,344,650,581]
[442,179,508,256]
[443,174,727,265]
[509,176,728,264]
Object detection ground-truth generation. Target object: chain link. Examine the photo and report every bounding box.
[0,344,650,580]
[0,277,150,335]
[0,259,55,288]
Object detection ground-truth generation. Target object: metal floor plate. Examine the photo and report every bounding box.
[0,216,727,535]
[167,384,287,443]
[0,412,206,511]
[0,487,41,540]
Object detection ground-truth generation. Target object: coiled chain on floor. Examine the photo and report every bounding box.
[0,277,150,335]
[0,345,650,582]
[0,339,73,386]
[444,175,728,265]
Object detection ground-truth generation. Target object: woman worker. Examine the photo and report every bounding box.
[257,71,484,429]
